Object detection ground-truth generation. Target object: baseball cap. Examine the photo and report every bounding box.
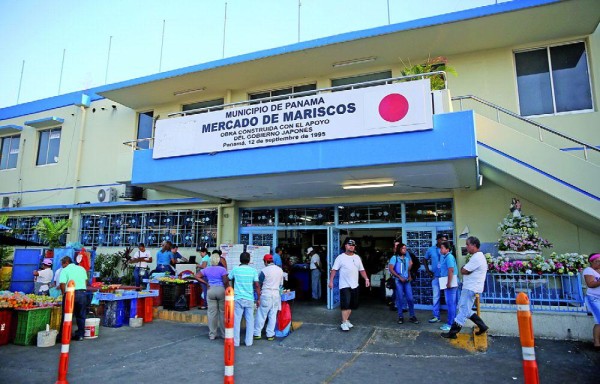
[42,258,53,266]
[306,247,314,254]
[263,254,274,262]
[346,239,356,246]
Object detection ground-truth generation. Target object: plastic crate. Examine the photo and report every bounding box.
[49,306,62,331]
[143,297,153,323]
[161,283,187,310]
[101,301,125,328]
[96,292,117,301]
[0,309,13,346]
[137,289,159,298]
[13,307,52,346]
[281,291,296,301]
[149,283,162,307]
[185,283,201,308]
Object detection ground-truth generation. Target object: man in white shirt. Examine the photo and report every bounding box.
[254,254,284,341]
[129,243,152,288]
[309,247,322,301]
[442,236,489,339]
[328,239,370,332]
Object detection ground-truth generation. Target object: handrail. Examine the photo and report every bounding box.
[452,95,599,161]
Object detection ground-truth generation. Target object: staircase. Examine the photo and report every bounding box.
[452,95,600,231]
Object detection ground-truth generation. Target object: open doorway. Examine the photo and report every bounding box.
[277,228,400,307]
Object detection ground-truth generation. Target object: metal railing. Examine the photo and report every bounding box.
[479,272,587,313]
[452,95,600,163]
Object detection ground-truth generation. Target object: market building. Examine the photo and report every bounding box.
[1,0,599,329]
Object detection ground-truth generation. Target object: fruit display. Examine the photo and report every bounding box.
[157,276,189,284]
[0,291,62,309]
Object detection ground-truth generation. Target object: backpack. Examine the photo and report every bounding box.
[408,251,421,278]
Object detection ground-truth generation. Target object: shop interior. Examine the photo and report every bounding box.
[277,228,400,305]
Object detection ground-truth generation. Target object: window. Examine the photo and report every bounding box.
[0,135,20,170]
[331,70,392,90]
[79,209,218,248]
[137,111,153,150]
[182,98,225,115]
[249,84,317,104]
[515,42,592,116]
[36,128,61,166]
[5,214,69,245]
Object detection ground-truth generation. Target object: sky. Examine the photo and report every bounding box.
[0,0,511,109]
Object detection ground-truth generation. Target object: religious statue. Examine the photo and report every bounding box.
[510,198,522,218]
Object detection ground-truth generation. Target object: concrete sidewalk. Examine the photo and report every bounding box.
[0,302,597,383]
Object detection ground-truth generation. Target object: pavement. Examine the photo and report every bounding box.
[0,301,598,384]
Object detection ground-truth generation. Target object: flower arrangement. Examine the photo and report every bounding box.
[497,213,552,252]
[488,252,587,275]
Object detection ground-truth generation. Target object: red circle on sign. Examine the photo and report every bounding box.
[378,93,409,122]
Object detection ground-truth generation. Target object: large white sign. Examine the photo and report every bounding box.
[153,79,433,159]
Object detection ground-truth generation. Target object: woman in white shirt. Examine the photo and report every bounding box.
[33,259,54,295]
[583,253,600,349]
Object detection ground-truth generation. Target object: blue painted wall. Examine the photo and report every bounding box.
[132,110,477,184]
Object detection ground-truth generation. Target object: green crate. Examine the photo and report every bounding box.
[13,308,52,346]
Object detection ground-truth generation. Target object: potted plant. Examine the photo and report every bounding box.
[94,253,120,284]
[399,56,457,91]
[35,217,72,258]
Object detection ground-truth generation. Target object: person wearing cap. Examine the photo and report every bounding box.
[424,233,448,324]
[583,252,600,349]
[254,254,284,341]
[328,239,370,332]
[308,247,322,301]
[170,244,187,264]
[33,258,54,295]
[228,252,261,347]
[59,256,88,341]
[129,243,152,288]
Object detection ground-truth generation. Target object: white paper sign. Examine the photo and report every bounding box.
[154,80,432,159]
[220,244,271,274]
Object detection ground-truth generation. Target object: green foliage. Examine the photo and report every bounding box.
[35,218,72,249]
[94,253,120,282]
[399,56,457,91]
[0,215,14,266]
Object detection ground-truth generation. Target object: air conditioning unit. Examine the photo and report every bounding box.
[1,196,20,208]
[97,187,118,203]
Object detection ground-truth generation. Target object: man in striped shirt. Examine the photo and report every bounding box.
[228,252,261,346]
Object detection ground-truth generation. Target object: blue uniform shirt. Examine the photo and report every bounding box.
[439,253,457,277]
[425,245,443,278]
[156,250,173,266]
[272,253,282,268]
[389,255,411,280]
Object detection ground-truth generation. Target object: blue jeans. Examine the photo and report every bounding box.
[200,282,208,307]
[311,269,321,299]
[60,290,87,338]
[133,267,149,288]
[443,287,458,326]
[395,279,415,318]
[431,278,441,318]
[455,288,476,326]
[234,299,255,346]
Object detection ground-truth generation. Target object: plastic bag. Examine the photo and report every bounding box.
[173,295,188,311]
[277,301,291,331]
